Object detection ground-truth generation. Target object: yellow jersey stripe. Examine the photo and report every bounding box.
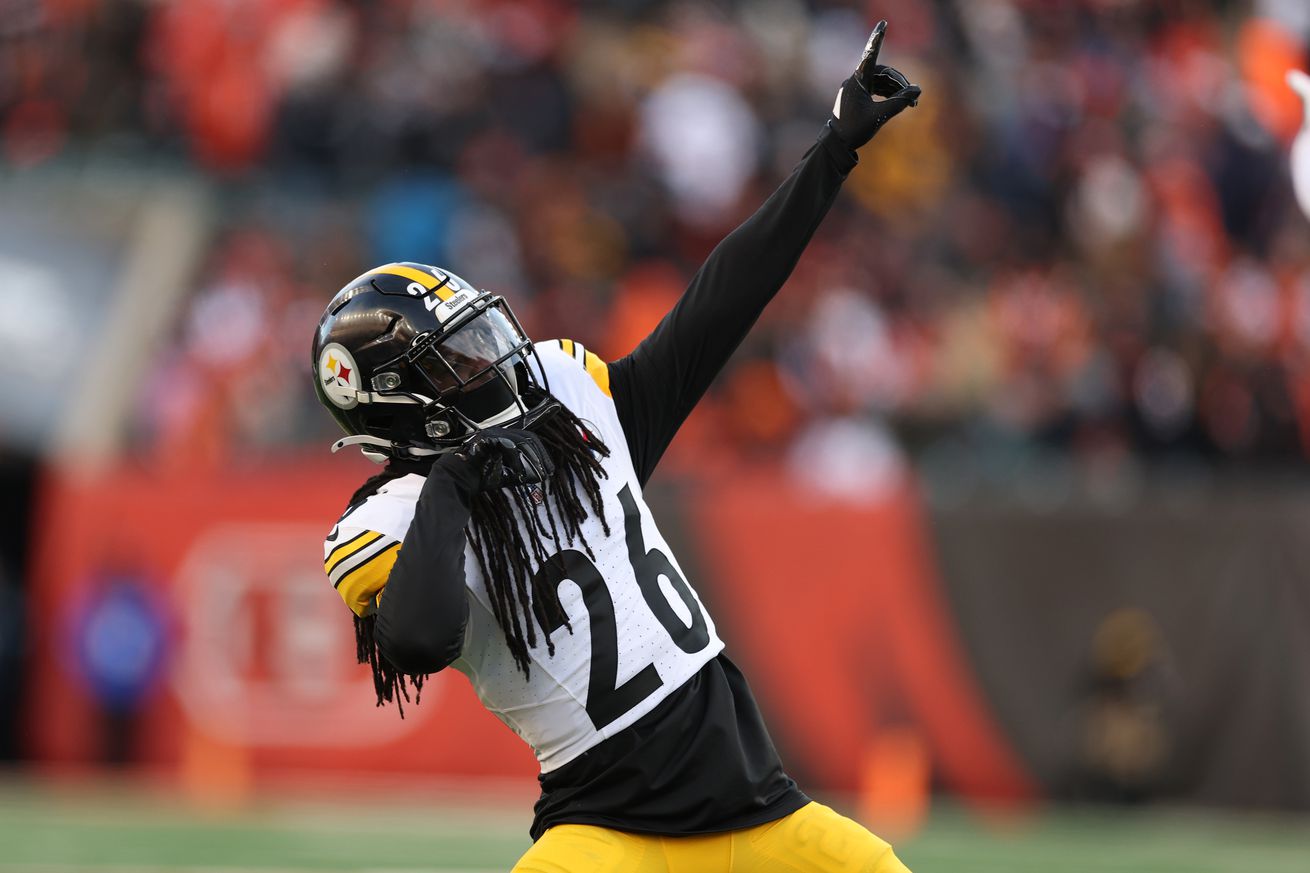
[325,530,383,574]
[583,350,612,397]
[561,338,575,358]
[337,542,402,617]
[368,264,456,301]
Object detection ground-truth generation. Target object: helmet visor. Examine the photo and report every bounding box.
[411,298,528,397]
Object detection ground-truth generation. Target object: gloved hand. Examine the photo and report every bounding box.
[456,427,555,491]
[827,20,922,150]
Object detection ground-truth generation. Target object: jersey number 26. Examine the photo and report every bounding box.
[532,484,710,729]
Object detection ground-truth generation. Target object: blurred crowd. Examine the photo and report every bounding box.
[5,0,1310,477]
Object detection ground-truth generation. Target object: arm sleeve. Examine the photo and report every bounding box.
[373,459,481,675]
[607,126,858,484]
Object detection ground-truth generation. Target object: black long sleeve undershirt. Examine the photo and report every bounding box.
[372,126,856,675]
[373,457,479,674]
[609,126,857,484]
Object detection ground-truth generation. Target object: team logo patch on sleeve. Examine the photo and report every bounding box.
[319,342,361,409]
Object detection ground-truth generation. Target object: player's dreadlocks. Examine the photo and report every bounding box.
[352,393,610,715]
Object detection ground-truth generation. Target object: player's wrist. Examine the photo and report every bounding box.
[819,121,860,174]
[431,450,485,501]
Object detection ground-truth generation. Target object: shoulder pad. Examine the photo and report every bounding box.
[543,338,610,397]
[324,526,402,617]
[322,478,421,616]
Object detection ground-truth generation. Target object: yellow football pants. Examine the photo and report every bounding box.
[512,801,911,873]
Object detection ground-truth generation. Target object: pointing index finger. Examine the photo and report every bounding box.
[856,20,888,88]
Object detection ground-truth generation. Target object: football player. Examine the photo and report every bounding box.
[313,21,921,873]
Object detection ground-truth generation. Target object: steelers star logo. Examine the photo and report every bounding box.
[318,343,361,409]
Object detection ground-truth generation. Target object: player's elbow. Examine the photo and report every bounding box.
[374,607,466,674]
[379,639,459,675]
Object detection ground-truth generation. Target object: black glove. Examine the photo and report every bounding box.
[456,427,555,491]
[827,20,922,150]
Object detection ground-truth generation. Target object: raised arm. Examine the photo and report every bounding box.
[607,21,921,484]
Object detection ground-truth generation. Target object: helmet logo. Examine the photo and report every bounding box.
[318,343,362,409]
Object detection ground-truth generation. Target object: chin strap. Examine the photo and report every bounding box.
[330,435,446,464]
[330,387,557,464]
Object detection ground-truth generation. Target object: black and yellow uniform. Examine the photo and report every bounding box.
[515,802,909,873]
[317,22,922,873]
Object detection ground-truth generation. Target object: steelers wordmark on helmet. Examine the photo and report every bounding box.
[319,342,362,409]
[366,262,478,323]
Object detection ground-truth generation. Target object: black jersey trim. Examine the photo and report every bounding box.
[530,654,808,841]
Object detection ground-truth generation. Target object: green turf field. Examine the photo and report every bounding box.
[2,778,1308,873]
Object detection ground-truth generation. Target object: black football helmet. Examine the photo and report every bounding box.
[311,262,556,461]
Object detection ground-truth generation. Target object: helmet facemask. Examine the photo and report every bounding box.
[368,294,556,449]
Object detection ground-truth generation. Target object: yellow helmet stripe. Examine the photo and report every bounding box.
[367,264,457,301]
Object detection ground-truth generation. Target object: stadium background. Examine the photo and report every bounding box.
[3,0,1310,870]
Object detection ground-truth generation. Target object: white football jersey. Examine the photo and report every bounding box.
[323,340,725,771]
